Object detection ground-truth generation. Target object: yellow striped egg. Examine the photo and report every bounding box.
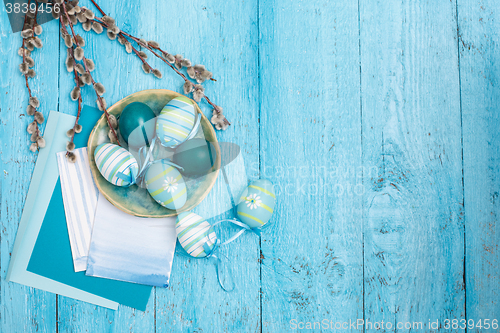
[236,179,276,229]
[145,160,187,210]
[156,96,196,147]
[94,143,139,186]
[176,212,217,257]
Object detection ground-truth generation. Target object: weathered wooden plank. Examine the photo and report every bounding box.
[55,1,158,332]
[0,9,59,333]
[457,1,500,331]
[360,0,465,331]
[259,1,364,331]
[4,0,498,332]
[153,0,261,331]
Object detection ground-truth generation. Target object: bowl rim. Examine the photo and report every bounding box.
[87,89,221,218]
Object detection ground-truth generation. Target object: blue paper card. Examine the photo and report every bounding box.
[27,106,152,311]
[28,180,151,310]
[6,111,117,309]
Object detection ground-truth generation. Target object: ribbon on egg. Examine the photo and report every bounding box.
[123,96,202,187]
[134,113,201,187]
[136,156,184,188]
[175,212,253,292]
[116,169,137,186]
[94,143,140,187]
[201,219,253,292]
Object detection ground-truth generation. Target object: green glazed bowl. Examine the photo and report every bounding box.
[88,89,221,218]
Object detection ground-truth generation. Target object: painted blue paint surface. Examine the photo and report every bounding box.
[1,0,499,332]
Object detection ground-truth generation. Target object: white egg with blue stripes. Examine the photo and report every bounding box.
[156,96,196,147]
[94,143,139,187]
[176,212,217,257]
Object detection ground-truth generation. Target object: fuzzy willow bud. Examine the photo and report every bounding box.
[94,83,106,96]
[67,152,77,163]
[34,111,45,124]
[92,22,103,34]
[74,47,84,61]
[70,87,80,101]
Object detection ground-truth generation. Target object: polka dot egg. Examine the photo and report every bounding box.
[94,143,139,187]
[176,212,217,257]
[156,96,196,147]
[237,179,276,229]
[145,160,187,210]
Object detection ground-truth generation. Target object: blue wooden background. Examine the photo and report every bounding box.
[1,0,499,332]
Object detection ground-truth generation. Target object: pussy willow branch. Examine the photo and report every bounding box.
[105,19,231,126]
[130,44,153,71]
[88,0,104,15]
[21,8,30,97]
[22,0,40,146]
[67,47,82,152]
[87,1,165,76]
[87,0,230,126]
[61,1,120,144]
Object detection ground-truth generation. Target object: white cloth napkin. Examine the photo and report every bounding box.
[85,196,177,287]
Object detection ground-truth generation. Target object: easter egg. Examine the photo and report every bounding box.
[156,96,196,147]
[176,212,217,257]
[145,160,187,210]
[119,102,156,147]
[94,143,139,186]
[237,179,276,229]
[172,139,217,176]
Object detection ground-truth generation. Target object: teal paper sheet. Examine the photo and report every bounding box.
[6,111,117,309]
[28,180,151,310]
[27,106,152,311]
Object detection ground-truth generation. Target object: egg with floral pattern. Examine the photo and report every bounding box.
[145,160,187,210]
[236,179,276,229]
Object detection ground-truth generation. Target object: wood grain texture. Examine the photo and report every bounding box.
[1,0,500,332]
[0,8,59,333]
[153,0,261,331]
[457,0,500,331]
[259,1,364,331]
[360,0,465,331]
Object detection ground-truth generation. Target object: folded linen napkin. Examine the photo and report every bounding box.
[56,147,99,272]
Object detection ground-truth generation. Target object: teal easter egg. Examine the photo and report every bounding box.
[119,102,156,147]
[237,179,276,229]
[176,212,217,258]
[172,139,216,176]
[145,160,187,210]
[94,143,139,186]
[156,96,196,147]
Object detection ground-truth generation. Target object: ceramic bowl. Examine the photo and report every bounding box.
[88,89,221,217]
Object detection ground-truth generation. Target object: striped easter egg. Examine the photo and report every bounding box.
[176,212,217,258]
[156,96,196,147]
[94,143,139,187]
[236,179,276,229]
[145,160,187,210]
